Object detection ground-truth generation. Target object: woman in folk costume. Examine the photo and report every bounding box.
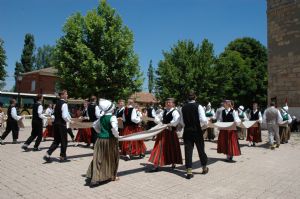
[148,98,183,172]
[86,99,120,187]
[121,99,146,161]
[217,100,241,162]
[42,104,55,140]
[237,105,248,140]
[279,105,292,144]
[75,100,92,147]
[246,103,262,147]
[203,102,216,141]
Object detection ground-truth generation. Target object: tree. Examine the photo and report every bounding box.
[147,60,154,93]
[156,39,216,103]
[34,45,55,69]
[54,0,143,99]
[223,37,268,107]
[21,34,35,72]
[0,38,7,82]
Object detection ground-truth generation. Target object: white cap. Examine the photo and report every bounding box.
[283,105,288,112]
[99,99,115,114]
[207,102,211,107]
[238,105,244,111]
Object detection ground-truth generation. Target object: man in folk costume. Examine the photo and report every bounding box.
[86,99,120,187]
[148,98,182,172]
[263,101,283,150]
[279,105,292,144]
[247,102,262,147]
[203,102,215,141]
[0,99,24,145]
[217,100,241,162]
[75,100,92,147]
[87,96,101,146]
[22,95,47,151]
[181,91,209,179]
[121,98,146,161]
[237,105,248,140]
[43,90,73,162]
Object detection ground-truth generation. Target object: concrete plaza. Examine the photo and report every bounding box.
[0,121,300,199]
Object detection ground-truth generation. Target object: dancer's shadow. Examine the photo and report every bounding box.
[256,142,271,149]
[68,153,93,159]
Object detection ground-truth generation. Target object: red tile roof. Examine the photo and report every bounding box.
[130,92,157,103]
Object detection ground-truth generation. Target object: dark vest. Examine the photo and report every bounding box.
[182,102,202,133]
[162,109,175,124]
[222,109,234,122]
[7,105,17,123]
[250,110,259,121]
[124,107,136,126]
[88,103,97,122]
[32,102,42,122]
[147,107,155,118]
[116,108,124,118]
[54,99,66,125]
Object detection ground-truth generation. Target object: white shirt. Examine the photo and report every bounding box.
[37,104,47,120]
[220,108,241,123]
[122,105,141,124]
[11,107,22,121]
[45,107,53,116]
[61,102,72,123]
[238,110,249,121]
[106,113,119,138]
[155,107,180,127]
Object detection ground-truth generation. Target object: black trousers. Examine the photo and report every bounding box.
[24,120,43,148]
[183,132,208,169]
[1,120,19,141]
[91,128,97,144]
[47,124,68,158]
[67,128,74,139]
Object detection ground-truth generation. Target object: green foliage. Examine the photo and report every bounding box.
[34,45,55,69]
[147,60,154,93]
[54,0,142,100]
[0,38,7,81]
[21,34,36,72]
[156,37,268,108]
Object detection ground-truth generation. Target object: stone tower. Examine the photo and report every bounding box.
[267,0,300,116]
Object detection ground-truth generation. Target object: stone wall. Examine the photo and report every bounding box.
[267,0,300,112]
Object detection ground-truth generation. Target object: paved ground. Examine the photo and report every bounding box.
[1,120,300,199]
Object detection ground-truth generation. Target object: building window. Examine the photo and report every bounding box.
[31,80,36,91]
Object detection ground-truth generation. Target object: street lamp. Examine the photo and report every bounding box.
[17,73,23,108]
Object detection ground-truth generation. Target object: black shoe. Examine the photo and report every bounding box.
[148,167,159,172]
[33,147,41,151]
[89,181,100,188]
[139,154,145,158]
[186,173,194,179]
[124,155,130,161]
[21,145,28,151]
[252,143,256,147]
[170,164,176,170]
[12,140,18,144]
[43,155,51,162]
[59,156,69,163]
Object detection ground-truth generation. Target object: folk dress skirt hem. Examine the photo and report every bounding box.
[217,130,241,156]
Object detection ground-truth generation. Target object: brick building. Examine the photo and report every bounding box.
[18,67,59,95]
[267,0,300,117]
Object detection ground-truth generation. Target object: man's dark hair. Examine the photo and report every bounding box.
[90,95,97,102]
[270,101,275,106]
[36,94,43,101]
[59,90,67,97]
[188,90,196,101]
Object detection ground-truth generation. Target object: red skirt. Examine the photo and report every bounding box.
[246,126,262,143]
[148,129,183,166]
[120,125,146,156]
[75,128,92,144]
[217,130,241,156]
[43,125,54,138]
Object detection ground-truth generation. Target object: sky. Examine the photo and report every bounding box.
[0,0,267,91]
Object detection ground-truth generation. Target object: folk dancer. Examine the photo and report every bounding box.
[263,101,283,150]
[43,90,73,162]
[86,99,120,187]
[148,98,182,172]
[22,95,47,151]
[87,96,101,146]
[203,102,215,141]
[237,105,248,140]
[121,99,146,161]
[246,103,262,147]
[0,99,24,145]
[75,100,92,147]
[42,104,54,140]
[181,91,209,179]
[279,105,292,144]
[217,100,241,162]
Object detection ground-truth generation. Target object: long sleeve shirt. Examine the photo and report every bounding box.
[219,108,241,123]
[38,105,47,120]
[11,107,22,121]
[62,103,72,123]
[155,107,180,127]
[122,105,141,124]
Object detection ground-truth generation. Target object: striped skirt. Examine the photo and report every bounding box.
[86,137,119,183]
[120,125,146,156]
[217,130,241,156]
[75,128,92,144]
[42,125,54,138]
[149,129,182,166]
[247,126,262,143]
